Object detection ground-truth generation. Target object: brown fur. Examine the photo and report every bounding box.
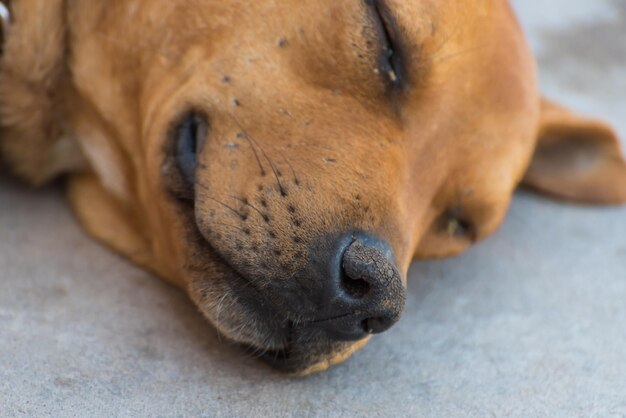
[2,0,625,374]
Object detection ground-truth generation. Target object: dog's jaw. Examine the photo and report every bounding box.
[187,263,374,375]
[276,337,371,377]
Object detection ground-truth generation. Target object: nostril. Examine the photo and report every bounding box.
[340,271,371,298]
[341,238,396,296]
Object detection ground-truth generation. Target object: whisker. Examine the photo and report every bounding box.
[211,221,250,234]
[193,179,267,221]
[226,113,266,176]
[227,195,268,221]
[280,142,335,153]
[280,153,300,186]
[194,181,245,218]
[228,112,288,196]
[251,137,288,196]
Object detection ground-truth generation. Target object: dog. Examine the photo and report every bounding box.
[2,0,625,375]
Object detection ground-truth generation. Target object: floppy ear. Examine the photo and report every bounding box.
[522,99,626,204]
[0,0,86,185]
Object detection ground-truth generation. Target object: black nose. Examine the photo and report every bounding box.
[316,234,406,341]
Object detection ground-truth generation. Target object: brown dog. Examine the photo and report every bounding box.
[2,0,626,375]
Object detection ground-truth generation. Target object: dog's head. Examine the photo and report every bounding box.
[2,0,626,374]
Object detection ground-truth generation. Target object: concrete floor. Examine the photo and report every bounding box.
[2,1,626,417]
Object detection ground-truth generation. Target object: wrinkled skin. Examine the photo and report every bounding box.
[1,0,625,374]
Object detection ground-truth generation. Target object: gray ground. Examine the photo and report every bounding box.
[1,1,625,417]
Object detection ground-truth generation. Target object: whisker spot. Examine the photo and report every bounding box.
[277,36,289,48]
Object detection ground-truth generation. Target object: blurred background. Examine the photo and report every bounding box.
[1,1,625,416]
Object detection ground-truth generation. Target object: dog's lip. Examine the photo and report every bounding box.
[308,311,362,324]
[192,223,294,343]
[196,224,268,303]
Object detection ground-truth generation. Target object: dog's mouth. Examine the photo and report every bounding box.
[220,260,373,375]
[185,225,372,375]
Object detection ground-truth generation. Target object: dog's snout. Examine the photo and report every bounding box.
[316,234,406,341]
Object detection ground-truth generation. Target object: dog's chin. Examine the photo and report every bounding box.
[250,329,372,376]
[186,251,370,375]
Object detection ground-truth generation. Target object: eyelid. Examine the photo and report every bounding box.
[165,111,208,201]
[366,0,404,87]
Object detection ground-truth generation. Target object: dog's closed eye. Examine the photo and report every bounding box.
[366,0,404,88]
[166,111,209,200]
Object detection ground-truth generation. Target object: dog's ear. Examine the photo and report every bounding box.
[0,0,86,185]
[522,99,626,204]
